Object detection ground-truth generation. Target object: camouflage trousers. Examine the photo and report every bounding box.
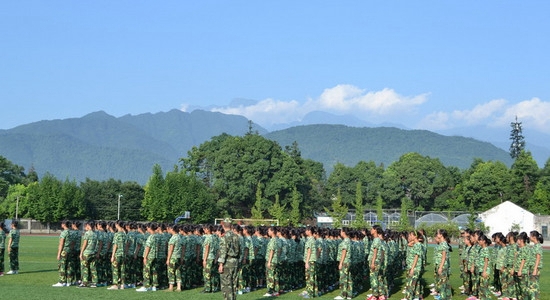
[202,259,218,291]
[526,274,540,300]
[80,253,98,285]
[0,248,5,273]
[338,263,352,298]
[9,247,19,271]
[266,262,279,293]
[238,260,252,290]
[470,270,479,296]
[124,256,138,285]
[156,257,168,288]
[478,274,492,300]
[221,258,239,300]
[167,257,182,285]
[305,262,318,297]
[500,269,515,298]
[435,267,452,300]
[461,269,472,295]
[517,272,536,300]
[369,266,385,297]
[404,269,421,299]
[57,251,72,283]
[111,255,126,285]
[143,258,158,288]
[96,254,109,283]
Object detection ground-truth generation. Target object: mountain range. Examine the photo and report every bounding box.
[0,109,522,184]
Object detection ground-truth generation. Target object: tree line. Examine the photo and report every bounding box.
[1,131,549,224]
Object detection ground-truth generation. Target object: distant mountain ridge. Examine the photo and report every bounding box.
[0,110,515,184]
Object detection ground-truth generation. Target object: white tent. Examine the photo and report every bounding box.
[479,201,535,236]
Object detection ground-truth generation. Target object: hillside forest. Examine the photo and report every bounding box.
[1,131,549,226]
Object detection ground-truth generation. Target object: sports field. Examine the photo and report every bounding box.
[1,235,548,300]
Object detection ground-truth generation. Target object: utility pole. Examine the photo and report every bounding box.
[16,196,20,219]
[117,194,123,220]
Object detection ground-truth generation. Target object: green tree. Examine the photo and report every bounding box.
[27,173,62,223]
[351,181,367,228]
[528,158,550,214]
[250,182,265,222]
[268,194,287,225]
[0,155,27,199]
[376,194,384,225]
[325,188,348,228]
[0,184,29,219]
[384,153,454,211]
[397,197,413,231]
[461,161,511,211]
[289,186,302,226]
[509,116,525,159]
[142,164,167,221]
[509,151,539,208]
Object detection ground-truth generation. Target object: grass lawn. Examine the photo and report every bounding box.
[1,236,549,300]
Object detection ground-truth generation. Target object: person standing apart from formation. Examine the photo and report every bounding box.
[7,221,20,275]
[218,218,241,300]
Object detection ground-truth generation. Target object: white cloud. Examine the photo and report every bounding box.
[419,97,550,134]
[210,84,428,126]
[496,98,550,133]
[212,98,304,125]
[317,85,428,114]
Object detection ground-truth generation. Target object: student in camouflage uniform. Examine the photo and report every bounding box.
[515,232,531,299]
[79,221,99,287]
[137,222,159,292]
[218,218,241,300]
[53,220,73,286]
[478,234,493,300]
[500,232,518,300]
[461,234,474,296]
[255,227,267,289]
[241,226,257,293]
[264,226,280,297]
[95,221,109,286]
[0,222,6,276]
[368,225,386,300]
[70,221,82,283]
[335,228,352,300]
[403,230,423,300]
[202,224,218,292]
[108,221,128,290]
[469,230,482,298]
[528,230,543,300]
[301,226,318,298]
[156,224,170,288]
[433,229,452,300]
[6,221,20,275]
[494,232,508,298]
[166,223,182,291]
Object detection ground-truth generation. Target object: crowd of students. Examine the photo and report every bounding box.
[51,220,544,300]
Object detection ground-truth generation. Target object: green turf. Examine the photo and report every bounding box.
[1,236,548,299]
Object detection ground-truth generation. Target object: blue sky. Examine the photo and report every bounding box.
[2,1,549,139]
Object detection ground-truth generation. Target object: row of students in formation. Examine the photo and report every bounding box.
[457,229,544,300]
[52,220,543,300]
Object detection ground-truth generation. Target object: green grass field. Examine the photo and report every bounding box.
[1,236,549,300]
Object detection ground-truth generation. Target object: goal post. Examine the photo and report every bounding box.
[214,218,279,226]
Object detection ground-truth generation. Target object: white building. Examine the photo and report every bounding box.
[479,201,535,236]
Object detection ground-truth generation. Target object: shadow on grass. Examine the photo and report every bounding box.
[20,269,57,274]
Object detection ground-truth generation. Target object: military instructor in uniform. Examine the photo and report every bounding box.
[218,218,241,300]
